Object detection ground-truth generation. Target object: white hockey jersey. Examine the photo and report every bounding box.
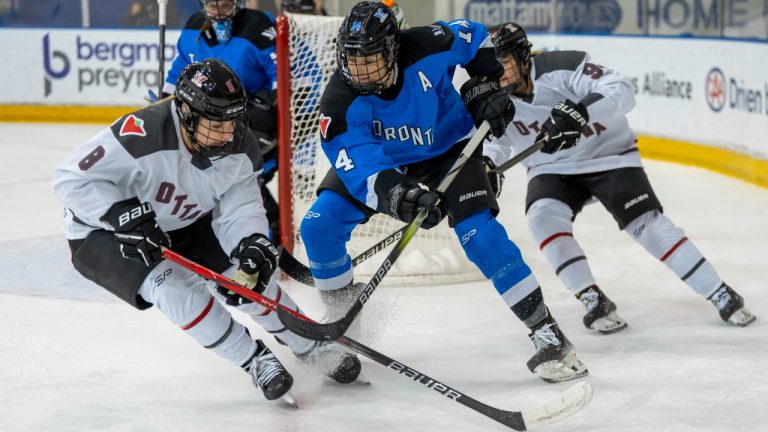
[52,99,268,255]
[484,50,641,179]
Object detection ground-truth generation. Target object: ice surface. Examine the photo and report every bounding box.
[1,123,766,432]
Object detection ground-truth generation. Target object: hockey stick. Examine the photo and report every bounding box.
[157,0,169,98]
[276,121,491,341]
[278,134,547,287]
[161,247,593,431]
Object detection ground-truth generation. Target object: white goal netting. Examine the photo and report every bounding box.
[277,13,482,285]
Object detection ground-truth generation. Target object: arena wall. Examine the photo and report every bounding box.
[1,28,766,187]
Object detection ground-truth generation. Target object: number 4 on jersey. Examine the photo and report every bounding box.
[335,148,355,172]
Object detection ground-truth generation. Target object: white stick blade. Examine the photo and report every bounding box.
[521,381,594,430]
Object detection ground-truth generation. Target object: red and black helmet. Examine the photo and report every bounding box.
[174,58,248,158]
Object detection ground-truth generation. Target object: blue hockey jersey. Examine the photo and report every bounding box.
[318,19,501,209]
[163,9,277,94]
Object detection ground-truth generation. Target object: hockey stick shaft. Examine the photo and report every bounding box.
[161,246,592,430]
[157,0,168,97]
[276,121,491,341]
[494,136,545,174]
[278,134,546,288]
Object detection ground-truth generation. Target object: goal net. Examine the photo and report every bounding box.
[275,13,482,285]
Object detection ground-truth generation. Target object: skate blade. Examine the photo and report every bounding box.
[590,311,628,334]
[534,350,589,384]
[280,392,298,409]
[728,308,756,327]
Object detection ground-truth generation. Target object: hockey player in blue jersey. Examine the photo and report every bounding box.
[300,1,588,383]
[163,0,283,244]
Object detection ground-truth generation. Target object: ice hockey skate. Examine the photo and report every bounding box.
[247,341,297,407]
[527,316,588,383]
[577,285,628,334]
[709,283,756,327]
[296,340,363,384]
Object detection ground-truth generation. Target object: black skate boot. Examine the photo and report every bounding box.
[246,340,295,405]
[709,283,756,327]
[577,285,628,334]
[527,313,588,383]
[296,340,362,384]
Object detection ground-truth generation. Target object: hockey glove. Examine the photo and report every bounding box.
[101,197,170,267]
[219,234,279,305]
[387,183,445,230]
[483,156,505,198]
[460,75,516,138]
[246,90,278,155]
[537,99,589,154]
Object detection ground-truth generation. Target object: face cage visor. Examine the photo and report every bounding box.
[337,39,397,95]
[201,0,239,23]
[489,23,532,93]
[178,103,248,159]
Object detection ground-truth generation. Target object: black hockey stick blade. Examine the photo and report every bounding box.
[276,211,426,340]
[278,247,315,286]
[276,302,358,341]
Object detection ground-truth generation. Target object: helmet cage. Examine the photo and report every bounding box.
[336,2,399,94]
[489,22,533,92]
[174,61,248,159]
[199,0,243,23]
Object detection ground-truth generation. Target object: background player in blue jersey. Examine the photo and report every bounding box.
[163,0,284,244]
[300,1,588,383]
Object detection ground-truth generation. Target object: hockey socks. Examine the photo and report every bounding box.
[139,262,256,367]
[455,210,540,305]
[527,199,598,295]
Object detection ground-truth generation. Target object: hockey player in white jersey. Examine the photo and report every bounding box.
[53,59,361,405]
[484,22,756,332]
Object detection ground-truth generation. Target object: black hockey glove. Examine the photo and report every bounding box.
[387,183,445,230]
[219,234,279,306]
[483,156,505,198]
[101,197,170,267]
[537,99,589,154]
[246,90,278,155]
[460,75,516,138]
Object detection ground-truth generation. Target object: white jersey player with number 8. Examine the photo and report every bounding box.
[484,22,756,331]
[53,59,362,407]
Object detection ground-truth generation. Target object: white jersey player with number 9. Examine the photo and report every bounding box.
[484,22,756,331]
